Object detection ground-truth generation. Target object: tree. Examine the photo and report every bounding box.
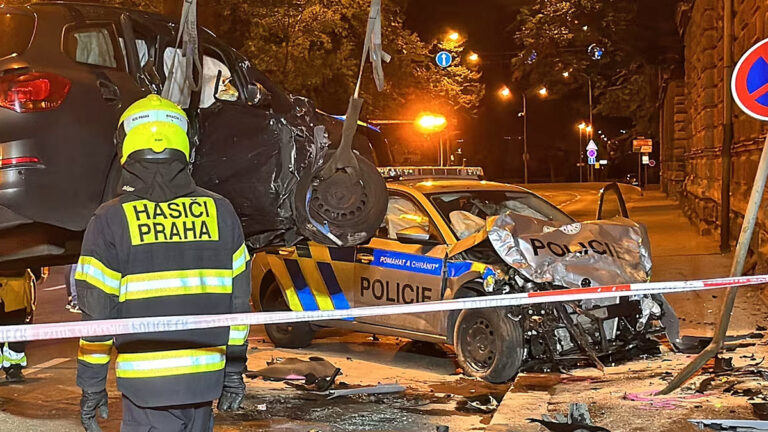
[509,0,661,138]
[236,0,483,120]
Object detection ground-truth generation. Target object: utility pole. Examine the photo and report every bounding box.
[522,91,528,184]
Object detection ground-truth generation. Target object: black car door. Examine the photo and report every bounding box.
[190,36,304,244]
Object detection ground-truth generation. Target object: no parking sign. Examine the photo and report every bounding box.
[732,38,768,120]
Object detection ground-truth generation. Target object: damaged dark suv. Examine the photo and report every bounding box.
[0,2,387,271]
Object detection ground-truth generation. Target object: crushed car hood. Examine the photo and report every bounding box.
[449,212,652,288]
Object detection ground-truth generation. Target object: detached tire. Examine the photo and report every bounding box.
[454,308,524,383]
[262,280,314,349]
[293,150,387,247]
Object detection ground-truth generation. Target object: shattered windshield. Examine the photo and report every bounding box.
[427,190,573,239]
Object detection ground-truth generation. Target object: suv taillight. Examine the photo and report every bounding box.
[0,72,71,112]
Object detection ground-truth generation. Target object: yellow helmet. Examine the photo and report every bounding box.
[116,95,189,165]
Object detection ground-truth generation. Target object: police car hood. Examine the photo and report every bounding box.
[458,212,652,288]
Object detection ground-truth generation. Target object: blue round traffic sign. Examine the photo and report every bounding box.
[732,38,768,121]
[587,148,597,158]
[435,51,453,68]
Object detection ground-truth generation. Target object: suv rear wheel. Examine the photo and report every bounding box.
[262,280,314,348]
[454,308,524,383]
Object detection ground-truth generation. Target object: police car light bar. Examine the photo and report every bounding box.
[378,166,484,180]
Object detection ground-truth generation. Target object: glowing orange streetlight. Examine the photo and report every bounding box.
[498,86,512,99]
[538,86,548,97]
[447,31,460,41]
[562,71,570,78]
[415,113,447,134]
[578,121,586,130]
[415,112,448,166]
[467,52,480,63]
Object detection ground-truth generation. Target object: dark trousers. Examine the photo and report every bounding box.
[0,306,26,356]
[121,396,214,432]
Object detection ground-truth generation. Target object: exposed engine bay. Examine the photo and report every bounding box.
[453,211,681,372]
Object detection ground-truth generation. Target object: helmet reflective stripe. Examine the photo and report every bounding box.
[117,95,190,165]
[123,109,188,134]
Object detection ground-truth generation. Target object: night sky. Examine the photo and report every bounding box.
[401,0,681,182]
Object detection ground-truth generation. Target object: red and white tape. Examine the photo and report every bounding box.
[5,274,768,343]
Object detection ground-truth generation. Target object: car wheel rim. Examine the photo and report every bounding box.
[463,318,496,372]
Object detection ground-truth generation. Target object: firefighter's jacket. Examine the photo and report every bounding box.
[75,188,251,407]
[0,270,34,313]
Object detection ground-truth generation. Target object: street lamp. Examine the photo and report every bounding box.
[498,85,548,184]
[447,31,460,41]
[467,52,480,63]
[415,113,448,166]
[577,122,586,182]
[562,70,594,134]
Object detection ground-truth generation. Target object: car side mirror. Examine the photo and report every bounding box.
[212,70,240,103]
[395,226,434,244]
[245,82,271,107]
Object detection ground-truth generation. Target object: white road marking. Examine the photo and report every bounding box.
[559,193,581,207]
[25,357,69,376]
[42,284,67,291]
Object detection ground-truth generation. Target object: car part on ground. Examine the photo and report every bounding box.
[688,419,768,431]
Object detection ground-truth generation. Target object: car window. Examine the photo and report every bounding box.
[118,38,149,68]
[0,13,35,59]
[378,194,441,241]
[428,190,574,238]
[162,46,238,109]
[63,24,123,70]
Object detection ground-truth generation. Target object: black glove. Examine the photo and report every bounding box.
[217,371,245,411]
[80,389,108,432]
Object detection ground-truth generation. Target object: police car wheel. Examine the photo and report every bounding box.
[262,281,314,349]
[454,308,524,383]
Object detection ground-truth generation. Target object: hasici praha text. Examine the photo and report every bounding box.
[360,277,434,304]
[123,198,219,245]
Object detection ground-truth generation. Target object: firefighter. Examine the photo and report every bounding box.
[75,95,251,432]
[0,269,35,382]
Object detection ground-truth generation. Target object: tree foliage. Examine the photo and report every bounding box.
[510,0,659,137]
[234,0,483,120]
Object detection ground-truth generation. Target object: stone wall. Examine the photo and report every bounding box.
[660,80,688,201]
[663,0,768,256]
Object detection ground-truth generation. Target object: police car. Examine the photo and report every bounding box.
[251,167,679,383]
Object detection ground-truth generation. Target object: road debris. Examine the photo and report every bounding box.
[325,383,405,399]
[246,357,339,384]
[689,419,768,431]
[466,395,498,412]
[527,402,610,432]
[624,390,710,410]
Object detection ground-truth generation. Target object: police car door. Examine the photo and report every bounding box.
[354,192,446,335]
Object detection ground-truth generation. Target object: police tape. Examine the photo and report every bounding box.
[4,274,768,343]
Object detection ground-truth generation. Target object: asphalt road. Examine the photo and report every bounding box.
[1,183,765,431]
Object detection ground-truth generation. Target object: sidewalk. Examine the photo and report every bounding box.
[629,190,767,337]
[488,189,768,432]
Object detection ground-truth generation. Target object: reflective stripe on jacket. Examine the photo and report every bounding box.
[75,188,251,407]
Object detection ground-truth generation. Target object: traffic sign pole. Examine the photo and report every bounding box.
[663,38,768,395]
